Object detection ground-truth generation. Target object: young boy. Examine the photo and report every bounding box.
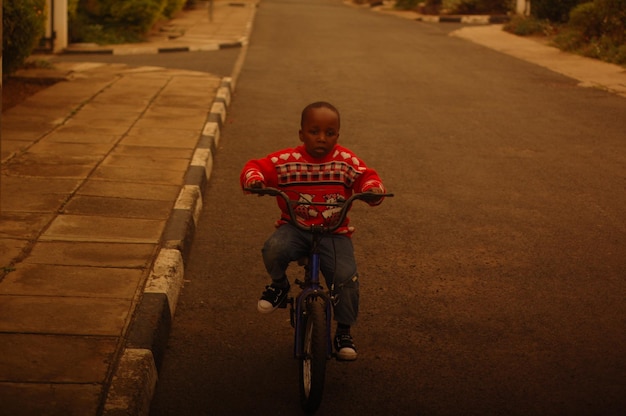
[240,101,387,361]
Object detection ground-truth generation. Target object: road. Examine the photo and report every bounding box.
[148,0,626,415]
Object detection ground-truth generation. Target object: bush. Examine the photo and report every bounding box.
[580,0,626,45]
[163,0,187,18]
[105,0,167,33]
[2,0,48,76]
[70,0,174,44]
[504,14,554,36]
[568,2,603,37]
[395,0,422,10]
[68,0,81,18]
[450,0,513,14]
[531,0,587,22]
[553,0,626,64]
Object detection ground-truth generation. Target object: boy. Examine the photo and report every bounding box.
[240,101,387,361]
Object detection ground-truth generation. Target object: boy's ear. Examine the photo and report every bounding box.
[298,129,304,142]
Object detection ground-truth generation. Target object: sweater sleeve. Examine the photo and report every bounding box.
[351,155,386,206]
[240,155,278,191]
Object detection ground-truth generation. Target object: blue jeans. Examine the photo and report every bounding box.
[262,224,360,326]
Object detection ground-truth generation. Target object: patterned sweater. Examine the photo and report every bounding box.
[240,144,385,235]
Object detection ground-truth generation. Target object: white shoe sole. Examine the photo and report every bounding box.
[336,348,357,361]
[257,299,277,313]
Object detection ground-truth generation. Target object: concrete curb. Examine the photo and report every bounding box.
[102,79,232,415]
[415,14,510,24]
[361,0,510,24]
[101,0,256,409]
[62,40,246,56]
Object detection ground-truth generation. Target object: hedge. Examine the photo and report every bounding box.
[531,0,588,22]
[71,0,188,44]
[2,0,47,76]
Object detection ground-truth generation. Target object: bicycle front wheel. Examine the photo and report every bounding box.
[299,298,327,413]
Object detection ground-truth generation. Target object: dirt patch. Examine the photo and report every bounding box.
[2,77,58,112]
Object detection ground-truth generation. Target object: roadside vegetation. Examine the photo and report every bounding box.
[2,0,47,75]
[68,0,187,45]
[393,0,626,66]
[505,0,626,65]
[2,0,188,77]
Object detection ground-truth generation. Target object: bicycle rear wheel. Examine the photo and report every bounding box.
[299,298,327,413]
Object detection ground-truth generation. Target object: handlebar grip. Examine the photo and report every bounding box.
[356,192,394,202]
[243,187,281,196]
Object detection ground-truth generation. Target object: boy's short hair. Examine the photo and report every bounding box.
[301,101,341,128]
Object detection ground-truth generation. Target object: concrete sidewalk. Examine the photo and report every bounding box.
[1,1,625,415]
[0,2,257,415]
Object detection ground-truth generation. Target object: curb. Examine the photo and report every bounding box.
[415,14,510,24]
[101,0,256,410]
[102,78,232,416]
[62,39,246,56]
[363,1,510,24]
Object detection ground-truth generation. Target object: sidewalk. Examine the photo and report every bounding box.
[1,1,625,415]
[0,2,257,415]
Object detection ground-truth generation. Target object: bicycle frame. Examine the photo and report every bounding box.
[244,186,393,361]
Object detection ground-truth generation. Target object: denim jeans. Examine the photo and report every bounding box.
[261,224,359,326]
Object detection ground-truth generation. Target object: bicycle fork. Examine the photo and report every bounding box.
[290,252,333,359]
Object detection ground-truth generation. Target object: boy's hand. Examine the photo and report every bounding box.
[246,181,267,196]
[249,180,265,189]
[362,187,384,204]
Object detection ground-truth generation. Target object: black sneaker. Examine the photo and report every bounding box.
[334,333,357,361]
[257,283,290,313]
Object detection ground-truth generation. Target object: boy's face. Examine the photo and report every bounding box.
[299,107,340,159]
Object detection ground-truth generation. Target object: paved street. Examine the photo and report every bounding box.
[150,0,626,415]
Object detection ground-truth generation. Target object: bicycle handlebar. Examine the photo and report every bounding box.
[244,187,394,233]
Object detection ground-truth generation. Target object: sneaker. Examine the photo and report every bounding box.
[334,333,357,361]
[257,283,290,313]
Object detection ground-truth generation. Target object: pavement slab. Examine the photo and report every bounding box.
[0,264,142,298]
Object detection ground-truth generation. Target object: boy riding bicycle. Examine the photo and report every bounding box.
[240,101,388,361]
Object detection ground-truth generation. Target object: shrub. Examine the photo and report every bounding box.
[531,0,587,22]
[2,0,48,76]
[395,0,422,10]
[163,0,187,18]
[68,0,81,18]
[553,0,626,64]
[70,0,170,44]
[586,0,626,45]
[105,0,167,33]
[504,14,554,36]
[450,0,513,14]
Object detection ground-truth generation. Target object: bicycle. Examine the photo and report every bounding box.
[245,186,393,413]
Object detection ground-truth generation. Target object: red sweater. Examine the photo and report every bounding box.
[240,144,385,235]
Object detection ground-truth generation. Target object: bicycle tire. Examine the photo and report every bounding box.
[299,298,327,413]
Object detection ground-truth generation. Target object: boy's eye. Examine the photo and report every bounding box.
[325,130,336,137]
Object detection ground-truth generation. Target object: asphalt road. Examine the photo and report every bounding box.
[150,0,626,415]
